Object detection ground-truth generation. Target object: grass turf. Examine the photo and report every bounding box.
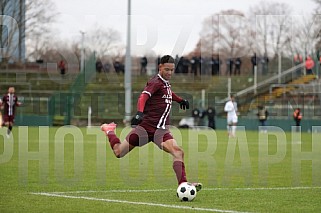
[1,126,321,212]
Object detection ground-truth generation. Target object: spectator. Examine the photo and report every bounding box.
[206,107,216,129]
[182,57,190,74]
[261,54,269,75]
[210,56,215,75]
[293,108,302,132]
[192,108,200,126]
[251,53,257,75]
[257,105,268,133]
[305,55,315,75]
[191,56,199,76]
[140,56,148,74]
[213,55,221,75]
[226,58,234,76]
[175,56,183,73]
[234,57,242,75]
[96,59,103,73]
[114,60,124,74]
[58,60,66,76]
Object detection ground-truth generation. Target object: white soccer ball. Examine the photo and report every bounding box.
[176,182,197,201]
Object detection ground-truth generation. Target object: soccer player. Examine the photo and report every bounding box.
[1,87,21,137]
[224,94,238,137]
[293,108,302,132]
[101,55,202,191]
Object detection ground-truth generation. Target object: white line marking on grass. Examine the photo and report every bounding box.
[47,186,321,194]
[50,189,172,194]
[30,192,249,213]
[204,186,321,191]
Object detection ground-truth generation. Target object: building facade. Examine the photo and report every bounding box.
[0,0,26,63]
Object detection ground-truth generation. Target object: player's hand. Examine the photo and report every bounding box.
[131,111,144,126]
[179,99,189,110]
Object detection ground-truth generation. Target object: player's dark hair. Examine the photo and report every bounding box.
[160,55,175,64]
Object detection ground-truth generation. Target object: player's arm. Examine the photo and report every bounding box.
[15,96,22,106]
[137,93,149,112]
[131,93,150,126]
[172,92,189,110]
[224,102,232,112]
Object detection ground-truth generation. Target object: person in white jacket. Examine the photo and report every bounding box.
[224,94,238,137]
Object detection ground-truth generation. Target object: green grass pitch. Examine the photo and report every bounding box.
[1,126,321,212]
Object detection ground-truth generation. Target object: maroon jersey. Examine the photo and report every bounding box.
[140,74,173,129]
[2,93,19,117]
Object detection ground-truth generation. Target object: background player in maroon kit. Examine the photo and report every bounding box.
[101,55,202,191]
[1,87,21,137]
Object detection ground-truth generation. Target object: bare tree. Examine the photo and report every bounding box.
[0,0,57,63]
[313,0,321,12]
[70,41,81,68]
[248,1,293,57]
[86,27,122,58]
[291,15,321,58]
[197,9,251,58]
[312,0,321,51]
[25,0,57,61]
[217,10,250,58]
[0,0,23,63]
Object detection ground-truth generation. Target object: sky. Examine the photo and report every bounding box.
[52,0,317,56]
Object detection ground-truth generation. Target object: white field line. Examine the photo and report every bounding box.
[30,192,249,213]
[49,189,172,194]
[204,186,321,191]
[46,186,321,194]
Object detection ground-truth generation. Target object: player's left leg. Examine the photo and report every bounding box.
[101,122,136,158]
[231,117,238,137]
[7,121,13,135]
[231,124,236,137]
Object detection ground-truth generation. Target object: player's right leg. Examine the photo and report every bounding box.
[161,138,202,192]
[101,123,135,158]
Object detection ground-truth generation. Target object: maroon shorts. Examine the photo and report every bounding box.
[3,115,14,123]
[126,124,173,148]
